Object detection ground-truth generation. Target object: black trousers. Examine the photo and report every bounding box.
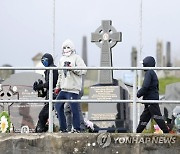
[136,104,169,133]
[35,103,49,132]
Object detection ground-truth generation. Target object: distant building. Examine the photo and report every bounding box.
[0,64,15,81]
[32,53,44,75]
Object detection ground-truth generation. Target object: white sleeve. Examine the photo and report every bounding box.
[56,61,62,89]
[72,55,87,76]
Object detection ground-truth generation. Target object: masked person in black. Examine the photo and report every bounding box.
[136,56,169,133]
[33,53,58,133]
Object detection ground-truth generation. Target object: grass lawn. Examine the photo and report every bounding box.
[159,76,180,94]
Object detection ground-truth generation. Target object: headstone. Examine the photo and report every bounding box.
[156,40,163,67]
[166,42,172,67]
[89,20,130,132]
[82,36,88,66]
[91,20,122,84]
[131,47,137,67]
[156,40,165,78]
[0,72,46,133]
[161,82,180,121]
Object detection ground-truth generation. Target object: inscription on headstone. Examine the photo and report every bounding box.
[89,86,121,128]
[90,86,120,100]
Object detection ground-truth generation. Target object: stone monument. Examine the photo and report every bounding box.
[161,82,180,121]
[88,20,131,132]
[82,36,88,66]
[131,47,137,67]
[0,72,48,132]
[91,20,122,84]
[166,41,172,67]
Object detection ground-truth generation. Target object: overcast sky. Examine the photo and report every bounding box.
[0,0,180,79]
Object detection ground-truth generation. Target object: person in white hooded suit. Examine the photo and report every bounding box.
[55,39,87,132]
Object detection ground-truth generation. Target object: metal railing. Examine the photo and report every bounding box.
[1,66,180,133]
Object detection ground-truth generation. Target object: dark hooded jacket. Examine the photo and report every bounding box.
[137,56,159,100]
[41,53,58,99]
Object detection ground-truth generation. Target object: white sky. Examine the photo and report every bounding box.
[0,0,180,79]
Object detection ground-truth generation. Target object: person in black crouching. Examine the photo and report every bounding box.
[136,56,169,133]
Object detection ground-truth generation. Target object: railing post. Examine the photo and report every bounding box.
[48,69,53,132]
[133,70,137,133]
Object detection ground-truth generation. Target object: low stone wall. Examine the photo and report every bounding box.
[0,133,180,154]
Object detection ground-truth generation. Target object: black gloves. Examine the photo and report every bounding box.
[33,79,46,98]
[33,79,44,91]
[33,81,38,91]
[137,91,141,98]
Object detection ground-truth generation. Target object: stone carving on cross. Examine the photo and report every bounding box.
[91,20,122,84]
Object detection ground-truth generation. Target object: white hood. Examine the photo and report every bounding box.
[62,39,75,56]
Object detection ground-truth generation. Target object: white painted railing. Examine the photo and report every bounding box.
[1,66,180,133]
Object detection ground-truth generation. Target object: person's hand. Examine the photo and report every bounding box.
[137,92,140,98]
[54,88,61,95]
[137,90,141,98]
[64,61,72,71]
[33,81,38,91]
[33,80,44,91]
[37,84,44,90]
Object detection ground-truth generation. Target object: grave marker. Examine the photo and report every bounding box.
[91,20,122,84]
[89,20,130,132]
[0,72,45,132]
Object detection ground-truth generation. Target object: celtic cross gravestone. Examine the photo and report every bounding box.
[91,20,122,84]
[89,20,130,132]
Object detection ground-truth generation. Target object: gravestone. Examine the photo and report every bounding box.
[161,82,180,121]
[88,20,131,132]
[0,72,46,133]
[82,36,88,66]
[131,47,137,67]
[166,42,172,67]
[91,20,122,84]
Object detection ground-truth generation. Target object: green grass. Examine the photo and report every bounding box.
[83,87,89,95]
[159,76,180,94]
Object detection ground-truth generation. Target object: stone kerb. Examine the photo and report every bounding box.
[0,133,179,154]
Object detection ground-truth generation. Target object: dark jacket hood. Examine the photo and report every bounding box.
[143,56,156,67]
[41,53,54,66]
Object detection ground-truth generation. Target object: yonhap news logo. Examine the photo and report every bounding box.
[97,133,111,148]
[114,136,176,144]
[97,133,176,148]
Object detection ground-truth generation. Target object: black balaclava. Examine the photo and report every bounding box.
[41,53,53,67]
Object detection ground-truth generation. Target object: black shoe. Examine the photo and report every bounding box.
[35,124,48,133]
[69,129,80,133]
[59,130,68,133]
[35,126,45,133]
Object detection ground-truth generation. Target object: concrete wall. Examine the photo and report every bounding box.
[0,133,179,154]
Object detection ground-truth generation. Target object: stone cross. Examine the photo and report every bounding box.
[91,20,122,84]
